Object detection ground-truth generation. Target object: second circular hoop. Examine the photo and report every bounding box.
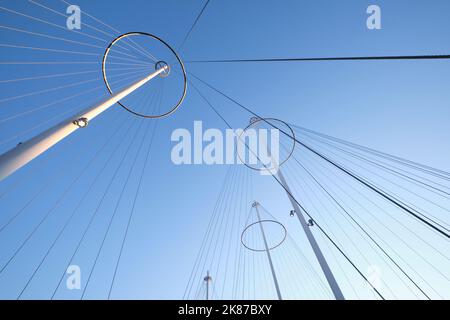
[101,32,187,118]
[237,117,296,171]
[241,219,287,252]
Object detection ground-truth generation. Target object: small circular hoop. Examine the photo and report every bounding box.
[236,117,296,171]
[155,60,170,77]
[241,219,287,252]
[102,32,187,118]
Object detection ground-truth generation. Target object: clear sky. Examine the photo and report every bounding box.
[0,0,449,300]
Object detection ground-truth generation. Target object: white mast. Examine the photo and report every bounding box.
[0,66,167,181]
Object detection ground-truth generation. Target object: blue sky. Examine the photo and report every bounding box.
[0,0,449,299]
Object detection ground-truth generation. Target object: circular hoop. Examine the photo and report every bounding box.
[102,32,187,118]
[237,117,296,171]
[241,220,287,252]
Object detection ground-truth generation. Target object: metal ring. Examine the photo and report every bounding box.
[241,219,287,252]
[236,117,296,171]
[102,32,187,118]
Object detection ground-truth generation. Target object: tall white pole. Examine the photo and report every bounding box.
[0,66,167,181]
[276,168,345,300]
[255,116,344,300]
[204,270,212,300]
[253,201,282,300]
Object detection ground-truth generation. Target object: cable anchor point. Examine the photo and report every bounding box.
[155,60,170,78]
